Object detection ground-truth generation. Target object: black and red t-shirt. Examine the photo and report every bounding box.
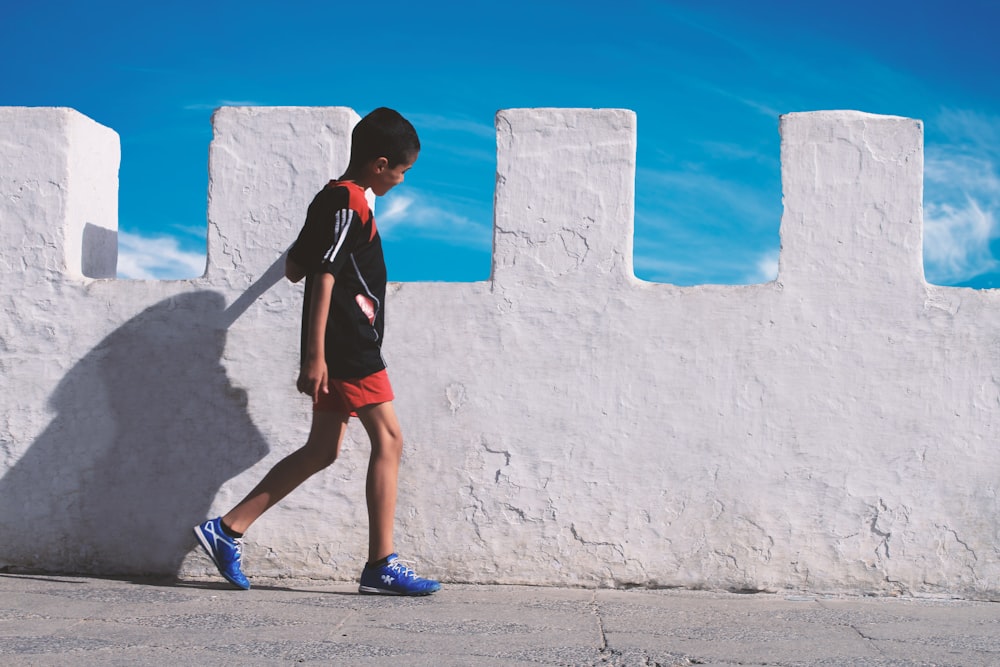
[288,180,387,379]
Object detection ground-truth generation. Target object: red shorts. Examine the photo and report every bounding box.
[314,369,394,415]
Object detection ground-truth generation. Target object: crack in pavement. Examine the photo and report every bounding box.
[590,591,686,667]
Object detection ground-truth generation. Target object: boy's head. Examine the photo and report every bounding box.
[349,107,420,170]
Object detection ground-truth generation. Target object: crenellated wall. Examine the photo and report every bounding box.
[1,106,997,600]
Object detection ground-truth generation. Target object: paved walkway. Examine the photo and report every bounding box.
[1,573,997,666]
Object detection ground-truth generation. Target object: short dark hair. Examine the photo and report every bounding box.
[349,107,420,168]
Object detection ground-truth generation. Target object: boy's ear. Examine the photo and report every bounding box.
[372,157,389,173]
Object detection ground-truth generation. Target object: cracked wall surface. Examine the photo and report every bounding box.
[0,106,998,600]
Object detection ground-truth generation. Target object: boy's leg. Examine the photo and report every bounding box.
[355,401,403,562]
[355,400,440,595]
[194,410,348,589]
[223,410,350,533]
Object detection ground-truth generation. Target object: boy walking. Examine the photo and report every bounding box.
[194,108,439,596]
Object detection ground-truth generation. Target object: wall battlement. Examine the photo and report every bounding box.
[1,106,997,599]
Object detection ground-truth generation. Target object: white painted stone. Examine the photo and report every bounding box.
[0,106,997,600]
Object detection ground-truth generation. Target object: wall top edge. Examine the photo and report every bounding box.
[779,109,919,123]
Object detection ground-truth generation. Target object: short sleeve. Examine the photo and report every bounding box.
[289,186,365,276]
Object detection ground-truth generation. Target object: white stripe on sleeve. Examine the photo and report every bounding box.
[322,209,352,265]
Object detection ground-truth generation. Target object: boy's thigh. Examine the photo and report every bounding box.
[306,410,350,447]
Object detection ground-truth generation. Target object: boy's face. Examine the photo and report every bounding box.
[371,151,418,196]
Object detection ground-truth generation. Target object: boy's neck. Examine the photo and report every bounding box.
[339,167,376,191]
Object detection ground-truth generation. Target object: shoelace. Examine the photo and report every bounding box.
[229,538,243,561]
[387,559,418,580]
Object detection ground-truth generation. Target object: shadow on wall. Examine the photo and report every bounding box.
[0,291,270,577]
[82,222,118,279]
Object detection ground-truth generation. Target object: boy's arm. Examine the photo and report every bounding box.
[297,272,335,403]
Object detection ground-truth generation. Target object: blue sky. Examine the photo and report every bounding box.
[3,0,999,287]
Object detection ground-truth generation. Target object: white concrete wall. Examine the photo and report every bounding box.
[0,106,997,600]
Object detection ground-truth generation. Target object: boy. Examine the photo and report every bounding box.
[194,107,440,596]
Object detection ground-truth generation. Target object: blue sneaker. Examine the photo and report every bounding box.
[193,517,251,590]
[359,554,441,596]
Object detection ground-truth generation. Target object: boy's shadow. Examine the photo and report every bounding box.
[0,267,284,576]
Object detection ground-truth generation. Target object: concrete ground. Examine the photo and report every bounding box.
[1,573,997,666]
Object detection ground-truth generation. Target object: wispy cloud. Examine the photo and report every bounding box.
[405,113,496,140]
[923,196,997,284]
[117,232,206,280]
[698,83,782,120]
[935,108,1000,149]
[377,189,491,249]
[633,163,781,285]
[405,112,497,166]
[632,254,702,283]
[923,108,1000,284]
[752,249,780,283]
[637,167,780,238]
[695,140,776,166]
[634,242,778,286]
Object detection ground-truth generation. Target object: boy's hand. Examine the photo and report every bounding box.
[297,359,329,404]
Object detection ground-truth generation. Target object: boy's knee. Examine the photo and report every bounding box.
[302,437,340,470]
[373,428,403,461]
[381,430,404,453]
[358,402,403,453]
[390,430,404,455]
[317,448,339,469]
